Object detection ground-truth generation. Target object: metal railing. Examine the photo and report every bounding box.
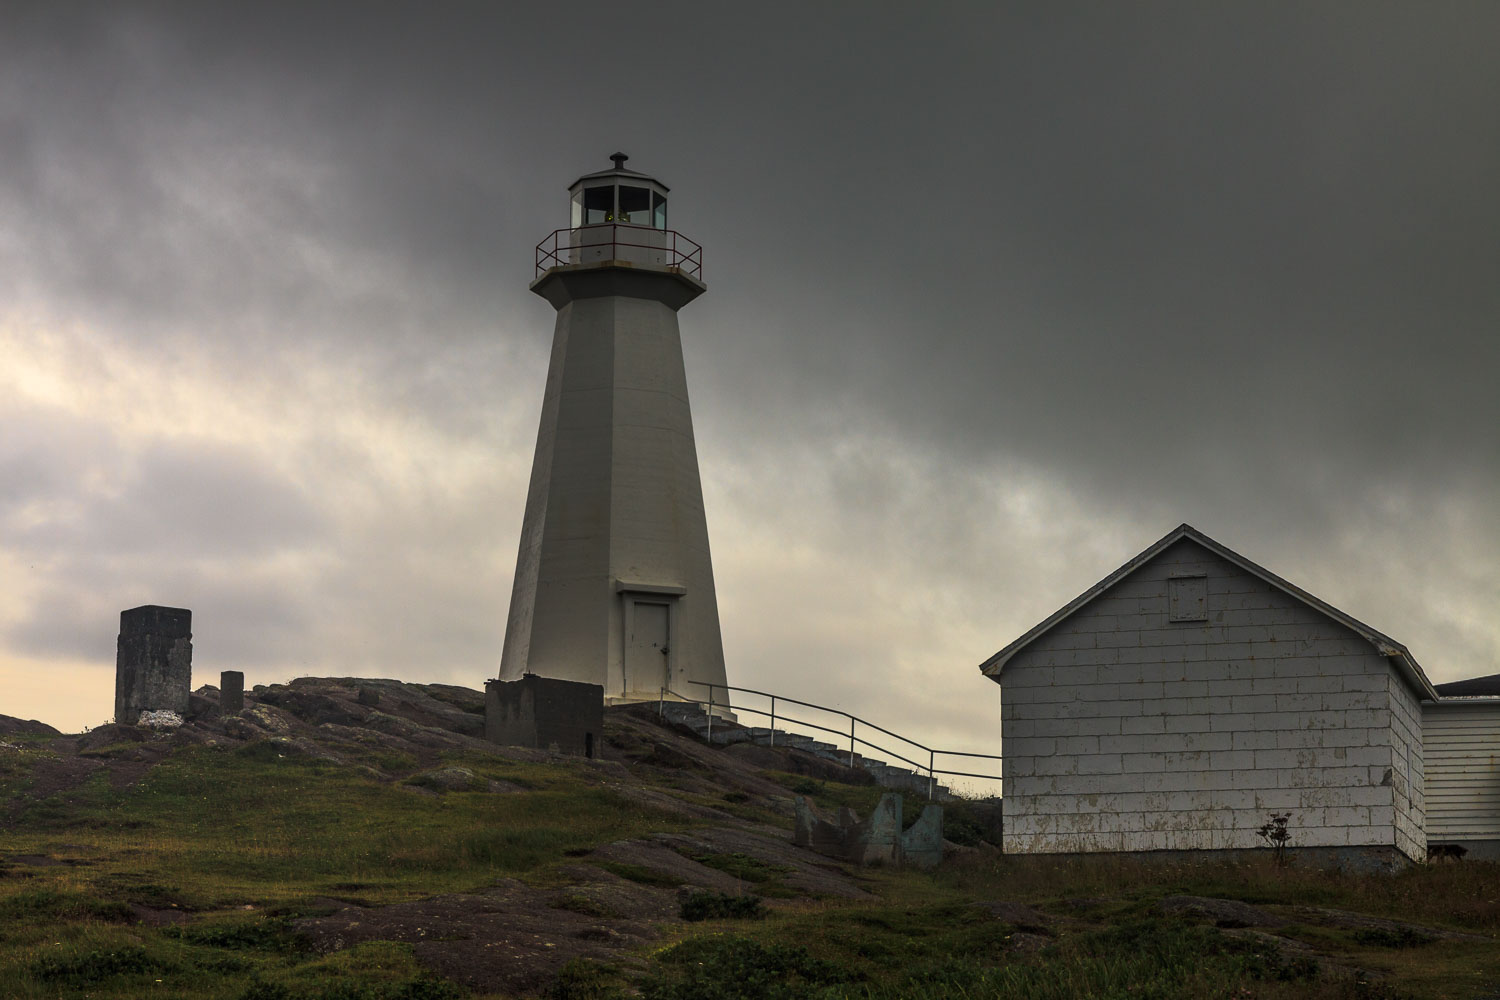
[535,224,703,279]
[658,681,1000,800]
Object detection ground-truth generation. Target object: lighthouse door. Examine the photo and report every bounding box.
[625,601,671,696]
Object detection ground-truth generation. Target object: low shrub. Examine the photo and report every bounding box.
[237,982,293,1000]
[549,958,626,1000]
[1353,926,1435,948]
[643,936,848,999]
[237,977,464,1000]
[679,891,765,922]
[165,915,308,953]
[0,888,134,923]
[31,944,166,984]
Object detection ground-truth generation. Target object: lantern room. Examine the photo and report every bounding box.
[570,152,668,230]
[536,153,702,278]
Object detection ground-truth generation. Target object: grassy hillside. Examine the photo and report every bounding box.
[1,679,1497,1000]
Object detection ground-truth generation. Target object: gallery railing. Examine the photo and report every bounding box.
[659,681,1000,800]
[535,224,704,279]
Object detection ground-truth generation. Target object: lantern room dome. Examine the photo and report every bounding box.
[569,152,669,230]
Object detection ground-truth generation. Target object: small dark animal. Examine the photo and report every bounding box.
[1427,843,1468,862]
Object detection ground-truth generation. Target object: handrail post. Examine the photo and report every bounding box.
[769,696,776,746]
[929,749,936,801]
[659,686,664,719]
[707,686,715,743]
[849,717,856,767]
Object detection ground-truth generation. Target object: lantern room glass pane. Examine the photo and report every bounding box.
[652,192,667,230]
[583,185,613,224]
[571,189,584,228]
[618,186,650,225]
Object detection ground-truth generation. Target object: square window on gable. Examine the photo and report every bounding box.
[1168,574,1208,622]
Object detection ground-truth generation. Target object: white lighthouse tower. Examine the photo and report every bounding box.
[499,154,729,709]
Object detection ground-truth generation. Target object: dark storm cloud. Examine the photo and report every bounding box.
[2,2,1497,730]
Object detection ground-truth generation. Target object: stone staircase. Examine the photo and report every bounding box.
[657,701,954,800]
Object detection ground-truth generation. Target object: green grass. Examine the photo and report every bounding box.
[2,745,691,910]
[0,736,697,999]
[4,726,1500,1000]
[612,852,1500,1000]
[624,907,1328,1000]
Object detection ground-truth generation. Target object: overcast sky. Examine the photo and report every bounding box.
[2,3,1497,770]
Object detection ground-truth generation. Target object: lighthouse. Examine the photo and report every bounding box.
[499,155,729,710]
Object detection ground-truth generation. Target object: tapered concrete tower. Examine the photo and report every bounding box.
[500,155,729,709]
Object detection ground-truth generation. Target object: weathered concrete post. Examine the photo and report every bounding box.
[220,670,244,714]
[114,605,192,725]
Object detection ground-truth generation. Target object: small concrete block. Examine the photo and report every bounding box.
[485,675,603,757]
[220,670,245,714]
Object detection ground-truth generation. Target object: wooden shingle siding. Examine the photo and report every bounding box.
[1422,701,1500,846]
[1001,538,1422,859]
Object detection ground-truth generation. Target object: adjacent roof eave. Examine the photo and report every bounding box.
[1432,671,1500,698]
[978,523,1439,701]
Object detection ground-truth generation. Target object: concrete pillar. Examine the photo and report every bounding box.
[114,605,192,725]
[220,670,244,714]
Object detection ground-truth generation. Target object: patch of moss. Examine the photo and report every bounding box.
[689,852,791,884]
[594,861,681,887]
[553,892,620,919]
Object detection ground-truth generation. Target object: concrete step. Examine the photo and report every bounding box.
[708,728,754,746]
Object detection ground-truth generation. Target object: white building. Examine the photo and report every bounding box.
[980,524,1434,863]
[499,155,729,708]
[1423,673,1500,860]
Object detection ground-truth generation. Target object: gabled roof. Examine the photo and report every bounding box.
[978,523,1437,700]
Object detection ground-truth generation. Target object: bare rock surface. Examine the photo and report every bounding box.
[588,839,756,895]
[293,875,673,997]
[1159,895,1286,928]
[75,724,148,750]
[1287,905,1493,943]
[0,715,61,737]
[652,827,872,899]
